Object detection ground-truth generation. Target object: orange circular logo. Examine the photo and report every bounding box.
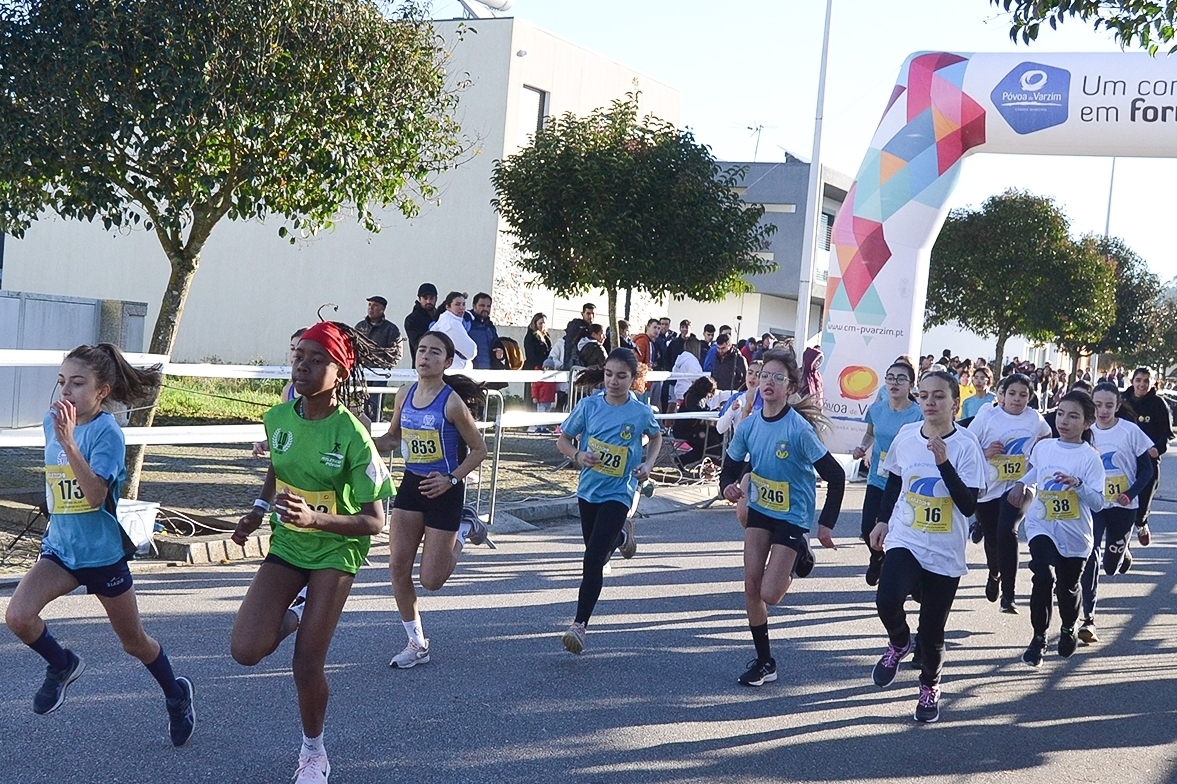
[839,365,878,400]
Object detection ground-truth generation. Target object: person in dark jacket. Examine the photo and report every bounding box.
[577,324,608,367]
[1122,367,1173,546]
[403,283,438,359]
[562,303,596,371]
[468,292,499,370]
[710,333,748,391]
[523,312,552,370]
[356,295,402,420]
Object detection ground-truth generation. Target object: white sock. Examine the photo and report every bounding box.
[301,732,325,757]
[403,619,426,647]
[457,520,472,545]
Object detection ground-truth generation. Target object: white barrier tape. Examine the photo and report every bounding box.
[0,349,170,368]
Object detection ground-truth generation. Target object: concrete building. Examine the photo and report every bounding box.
[668,158,851,346]
[0,17,680,363]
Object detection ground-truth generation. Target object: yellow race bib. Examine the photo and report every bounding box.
[275,480,337,532]
[750,473,791,514]
[989,454,1027,481]
[44,465,94,515]
[402,427,443,464]
[906,491,953,533]
[587,437,627,478]
[1104,474,1127,503]
[1040,489,1080,521]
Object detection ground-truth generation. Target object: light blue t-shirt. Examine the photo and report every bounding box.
[864,398,923,489]
[42,411,128,569]
[563,391,662,505]
[961,392,996,420]
[726,406,829,529]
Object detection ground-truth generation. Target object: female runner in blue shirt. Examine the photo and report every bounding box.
[4,344,195,746]
[719,348,845,687]
[851,360,921,586]
[556,348,662,654]
[377,330,489,670]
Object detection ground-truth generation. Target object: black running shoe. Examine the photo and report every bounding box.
[33,650,85,715]
[166,676,196,747]
[985,575,999,603]
[1001,599,1019,615]
[737,657,777,687]
[969,519,983,544]
[1058,627,1078,659]
[865,549,885,587]
[793,537,815,578]
[914,684,940,723]
[1021,636,1046,668]
[1118,548,1133,575]
[872,638,912,687]
[462,505,488,547]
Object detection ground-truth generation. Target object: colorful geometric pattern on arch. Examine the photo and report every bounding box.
[263,402,393,574]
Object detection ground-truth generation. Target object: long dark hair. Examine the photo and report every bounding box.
[418,330,486,411]
[684,375,716,407]
[65,344,161,406]
[1058,388,1096,443]
[761,348,827,429]
[311,321,399,410]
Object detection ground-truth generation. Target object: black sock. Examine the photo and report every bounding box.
[750,623,771,662]
[29,625,70,671]
[145,647,184,700]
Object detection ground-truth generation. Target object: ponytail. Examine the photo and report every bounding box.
[65,343,162,406]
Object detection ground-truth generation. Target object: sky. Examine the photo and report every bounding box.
[434,0,1177,285]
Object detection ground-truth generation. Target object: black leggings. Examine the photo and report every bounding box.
[876,547,960,688]
[860,484,885,542]
[975,490,1026,603]
[1081,506,1135,618]
[574,499,629,625]
[1135,456,1161,528]
[1028,535,1084,636]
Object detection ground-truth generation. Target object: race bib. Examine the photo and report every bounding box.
[587,437,627,478]
[44,465,94,515]
[402,427,443,464]
[275,480,337,532]
[1104,474,1127,503]
[906,491,953,533]
[876,450,888,478]
[749,473,791,514]
[989,454,1027,481]
[1040,489,1080,521]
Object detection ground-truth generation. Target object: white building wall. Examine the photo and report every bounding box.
[3,17,680,364]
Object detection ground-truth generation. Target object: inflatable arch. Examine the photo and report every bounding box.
[820,51,1177,451]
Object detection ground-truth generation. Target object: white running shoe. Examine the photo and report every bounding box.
[389,638,431,669]
[289,587,308,624]
[294,752,330,783]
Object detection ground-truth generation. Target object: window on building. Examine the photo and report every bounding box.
[517,86,549,150]
[820,212,835,251]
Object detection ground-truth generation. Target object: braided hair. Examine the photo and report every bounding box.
[316,321,399,411]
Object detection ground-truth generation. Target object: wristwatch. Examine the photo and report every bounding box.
[444,473,459,486]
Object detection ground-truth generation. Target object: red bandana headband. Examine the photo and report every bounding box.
[301,322,354,374]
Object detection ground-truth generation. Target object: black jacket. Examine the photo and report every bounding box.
[562,318,591,370]
[404,303,437,359]
[710,349,748,391]
[524,330,551,370]
[1123,388,1173,455]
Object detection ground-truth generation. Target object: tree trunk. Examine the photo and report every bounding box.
[994,333,1010,373]
[123,250,201,499]
[606,286,619,356]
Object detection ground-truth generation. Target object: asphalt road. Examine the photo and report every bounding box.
[1,458,1175,784]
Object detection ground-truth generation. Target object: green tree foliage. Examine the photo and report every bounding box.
[1139,278,1177,377]
[490,94,776,344]
[925,189,1115,367]
[993,0,1177,53]
[1051,235,1117,365]
[1079,235,1162,362]
[0,0,464,495]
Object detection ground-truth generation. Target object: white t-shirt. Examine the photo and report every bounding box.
[968,407,1052,502]
[881,423,986,578]
[1021,439,1105,559]
[1090,418,1155,510]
